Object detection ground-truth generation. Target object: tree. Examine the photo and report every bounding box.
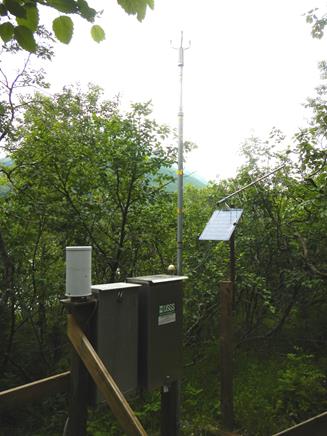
[0,28,54,381]
[179,117,326,349]
[0,84,177,385]
[0,26,54,147]
[0,0,154,52]
[226,124,326,345]
[290,62,327,283]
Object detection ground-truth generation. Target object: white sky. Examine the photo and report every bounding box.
[17,1,327,180]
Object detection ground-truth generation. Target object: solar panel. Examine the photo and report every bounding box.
[199,209,243,241]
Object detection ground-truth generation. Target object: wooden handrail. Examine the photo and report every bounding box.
[67,314,147,436]
[273,411,327,435]
[0,371,70,408]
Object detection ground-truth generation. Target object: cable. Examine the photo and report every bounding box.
[217,164,286,206]
[62,416,69,436]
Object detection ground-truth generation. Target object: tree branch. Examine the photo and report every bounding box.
[296,232,327,278]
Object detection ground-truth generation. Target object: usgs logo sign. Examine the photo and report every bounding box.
[158,303,176,325]
[159,303,175,314]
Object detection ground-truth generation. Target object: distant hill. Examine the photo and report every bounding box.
[0,158,12,197]
[0,157,13,167]
[0,158,206,196]
[0,185,10,197]
[160,167,207,192]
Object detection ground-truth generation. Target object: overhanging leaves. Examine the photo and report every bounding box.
[16,6,39,32]
[4,0,26,17]
[0,22,14,42]
[1,0,153,51]
[14,25,36,52]
[0,4,7,16]
[91,24,105,43]
[47,0,77,14]
[117,0,154,21]
[52,15,73,44]
[147,0,154,9]
[77,0,96,22]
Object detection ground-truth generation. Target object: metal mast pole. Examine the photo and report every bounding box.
[176,31,189,275]
[160,32,190,436]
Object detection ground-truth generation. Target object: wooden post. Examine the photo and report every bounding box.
[230,234,235,286]
[160,380,180,436]
[220,280,233,431]
[62,298,96,436]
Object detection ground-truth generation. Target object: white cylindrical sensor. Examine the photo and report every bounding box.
[65,246,92,297]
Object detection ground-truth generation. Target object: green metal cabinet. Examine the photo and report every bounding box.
[126,275,187,391]
[90,282,140,401]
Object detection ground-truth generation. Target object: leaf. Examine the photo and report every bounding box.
[118,0,153,20]
[16,5,39,32]
[14,24,36,52]
[47,0,77,14]
[91,24,105,43]
[136,4,147,22]
[0,4,7,16]
[117,0,135,15]
[77,0,96,22]
[0,21,14,42]
[147,0,154,10]
[0,102,6,116]
[52,15,73,44]
[4,0,26,18]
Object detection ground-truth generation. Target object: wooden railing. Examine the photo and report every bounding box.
[0,371,70,407]
[1,311,327,435]
[273,411,327,436]
[0,312,147,435]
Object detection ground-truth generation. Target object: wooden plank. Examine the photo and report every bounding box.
[67,314,147,436]
[0,371,70,408]
[220,280,234,431]
[273,411,327,436]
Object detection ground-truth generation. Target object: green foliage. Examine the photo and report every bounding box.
[275,352,327,424]
[48,0,80,14]
[0,86,177,415]
[233,349,327,435]
[117,0,154,21]
[0,21,14,42]
[0,0,153,51]
[87,403,122,435]
[2,31,327,435]
[1,393,68,435]
[0,27,54,146]
[16,5,39,32]
[234,352,280,435]
[52,15,74,44]
[177,81,327,433]
[14,24,36,52]
[91,24,105,43]
[87,391,161,435]
[4,0,25,18]
[306,8,327,39]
